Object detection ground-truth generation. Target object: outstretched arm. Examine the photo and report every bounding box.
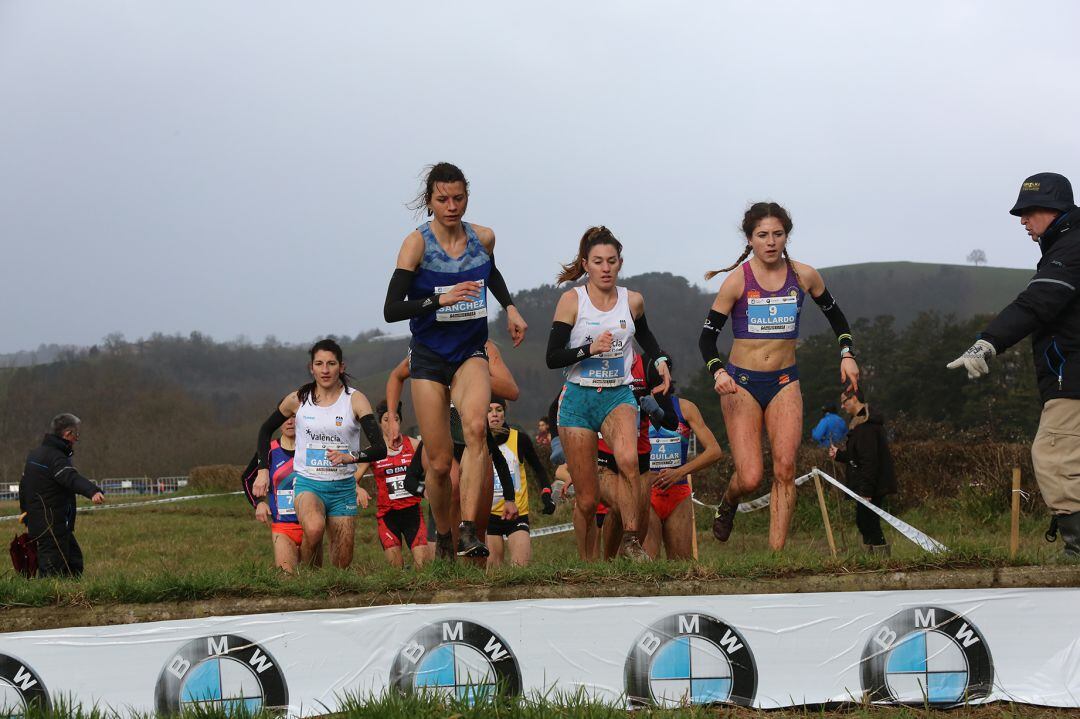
[804,265,859,390]
[654,399,722,489]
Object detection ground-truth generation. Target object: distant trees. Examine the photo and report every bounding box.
[967,249,988,266]
[682,311,1041,444]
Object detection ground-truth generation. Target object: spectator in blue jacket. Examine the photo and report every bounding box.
[811,403,847,448]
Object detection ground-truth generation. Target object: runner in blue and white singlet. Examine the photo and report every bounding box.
[383,163,528,561]
[253,339,386,570]
[546,226,672,561]
[565,285,636,389]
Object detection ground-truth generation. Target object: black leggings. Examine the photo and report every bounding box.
[855,495,887,546]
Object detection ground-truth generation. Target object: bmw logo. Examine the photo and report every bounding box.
[155,634,289,716]
[391,620,521,703]
[0,654,48,718]
[625,613,757,707]
[861,606,994,705]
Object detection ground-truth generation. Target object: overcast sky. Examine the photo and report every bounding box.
[3,1,1079,353]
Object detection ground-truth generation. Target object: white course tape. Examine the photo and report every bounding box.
[0,491,243,522]
[531,522,575,538]
[812,468,947,553]
[691,472,815,513]
[689,468,947,554]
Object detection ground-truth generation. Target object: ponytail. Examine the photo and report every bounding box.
[556,226,623,285]
[704,244,752,281]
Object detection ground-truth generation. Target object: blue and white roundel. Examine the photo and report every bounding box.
[883,630,969,704]
[391,620,522,703]
[179,656,265,714]
[625,613,757,707]
[860,606,993,706]
[155,634,288,716]
[649,635,733,706]
[414,643,496,703]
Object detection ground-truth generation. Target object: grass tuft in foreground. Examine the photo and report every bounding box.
[15,691,1080,719]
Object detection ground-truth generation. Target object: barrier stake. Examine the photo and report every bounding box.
[1010,466,1022,559]
[829,459,848,550]
[813,470,838,558]
[689,475,699,560]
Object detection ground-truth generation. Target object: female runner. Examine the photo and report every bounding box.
[699,202,859,550]
[252,339,386,568]
[546,226,671,560]
[383,163,527,559]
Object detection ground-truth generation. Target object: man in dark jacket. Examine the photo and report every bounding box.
[947,172,1080,557]
[20,413,105,577]
[829,389,897,555]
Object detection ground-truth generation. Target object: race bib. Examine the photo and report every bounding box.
[435,280,487,322]
[650,436,684,470]
[577,337,627,387]
[305,442,349,474]
[747,294,798,334]
[275,488,296,518]
[386,471,412,501]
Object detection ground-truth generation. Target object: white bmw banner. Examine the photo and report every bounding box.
[1,588,1078,715]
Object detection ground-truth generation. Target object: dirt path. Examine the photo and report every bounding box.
[3,564,1077,633]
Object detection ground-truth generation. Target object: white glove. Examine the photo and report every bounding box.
[946,339,996,379]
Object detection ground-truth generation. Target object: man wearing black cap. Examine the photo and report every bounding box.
[947,172,1080,558]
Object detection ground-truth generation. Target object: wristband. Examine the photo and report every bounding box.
[653,355,670,370]
[706,358,724,374]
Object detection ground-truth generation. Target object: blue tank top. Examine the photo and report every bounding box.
[267,440,299,525]
[648,397,692,484]
[408,221,492,362]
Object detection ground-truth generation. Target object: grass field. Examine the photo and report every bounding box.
[0,479,1070,610]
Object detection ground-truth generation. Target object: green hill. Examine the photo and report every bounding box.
[495,262,1031,423]
[0,262,1033,481]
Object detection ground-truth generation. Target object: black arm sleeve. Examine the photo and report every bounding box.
[698,310,728,372]
[240,455,260,508]
[383,268,441,323]
[813,288,853,348]
[546,321,592,369]
[257,409,288,470]
[488,428,517,504]
[352,414,388,463]
[517,432,551,491]
[634,313,664,361]
[487,258,515,309]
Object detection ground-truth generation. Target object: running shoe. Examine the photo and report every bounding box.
[457,521,490,558]
[712,500,737,542]
[435,531,455,561]
[621,534,649,562]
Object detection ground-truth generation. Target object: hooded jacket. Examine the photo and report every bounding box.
[834,408,897,498]
[981,208,1080,403]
